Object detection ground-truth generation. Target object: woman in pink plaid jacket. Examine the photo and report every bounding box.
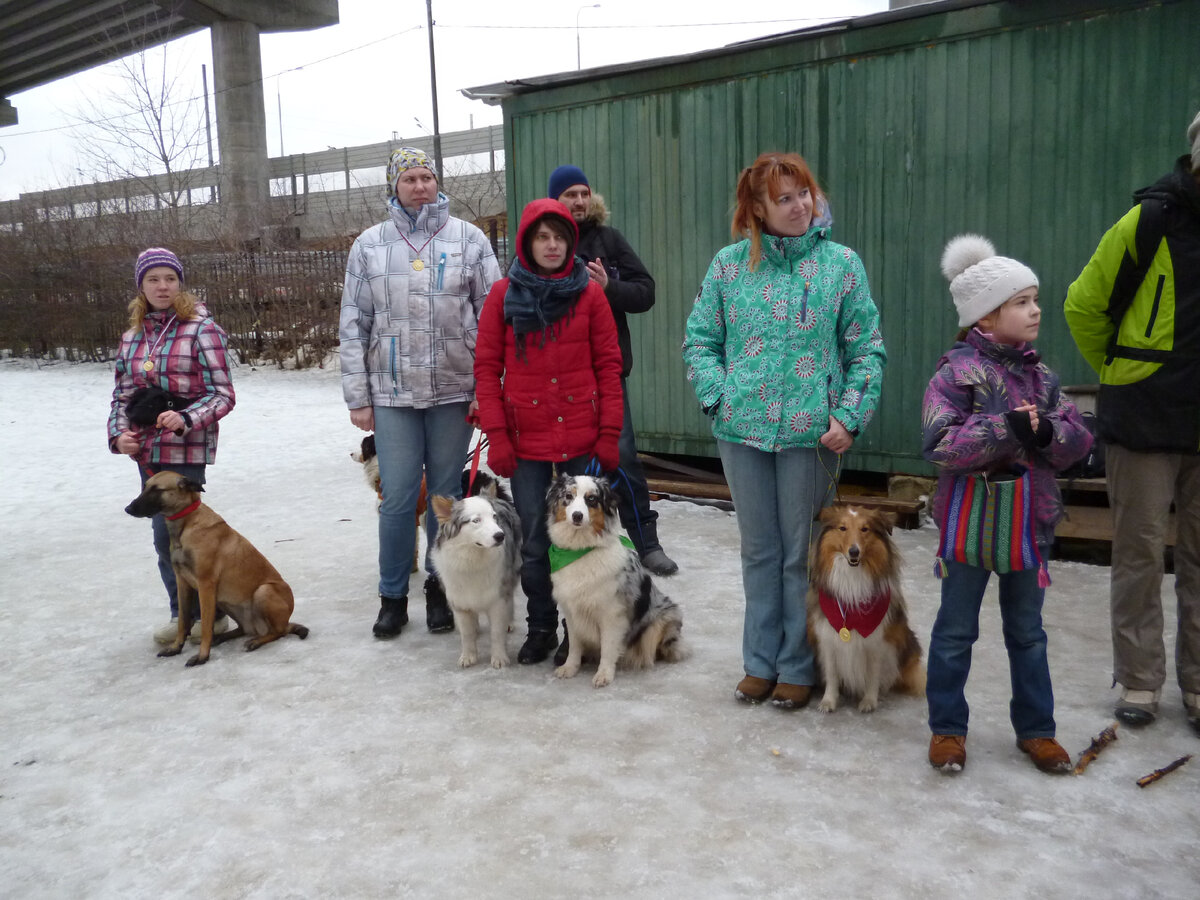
[108,247,236,643]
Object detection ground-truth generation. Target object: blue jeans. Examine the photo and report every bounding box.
[717,439,837,685]
[926,560,1056,740]
[137,461,206,618]
[373,403,473,599]
[509,454,591,632]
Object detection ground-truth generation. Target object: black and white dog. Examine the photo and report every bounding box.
[429,476,521,669]
[546,474,687,687]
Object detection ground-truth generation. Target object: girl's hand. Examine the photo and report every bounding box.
[1014,402,1039,433]
[115,431,141,456]
[819,417,853,454]
[156,410,186,435]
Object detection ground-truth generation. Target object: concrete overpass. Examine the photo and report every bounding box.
[0,0,339,242]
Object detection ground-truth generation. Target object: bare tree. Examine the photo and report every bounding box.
[69,44,208,242]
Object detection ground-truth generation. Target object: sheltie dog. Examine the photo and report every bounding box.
[545,474,687,688]
[429,477,521,668]
[807,504,925,713]
[350,433,426,571]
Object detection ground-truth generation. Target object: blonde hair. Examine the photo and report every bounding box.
[732,151,823,271]
[126,290,199,331]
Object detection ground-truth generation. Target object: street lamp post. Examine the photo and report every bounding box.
[576,4,600,70]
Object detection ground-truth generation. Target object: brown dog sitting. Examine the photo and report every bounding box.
[125,471,309,666]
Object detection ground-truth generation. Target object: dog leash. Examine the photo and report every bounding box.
[465,433,488,494]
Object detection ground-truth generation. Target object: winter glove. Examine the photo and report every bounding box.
[1005,409,1053,450]
[485,432,518,478]
[594,432,620,473]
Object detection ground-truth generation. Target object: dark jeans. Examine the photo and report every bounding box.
[509,454,591,632]
[926,560,1056,740]
[137,461,206,618]
[611,379,660,555]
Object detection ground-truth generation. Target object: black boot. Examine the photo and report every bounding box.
[373,595,408,638]
[424,574,455,634]
[553,622,570,667]
[518,628,559,664]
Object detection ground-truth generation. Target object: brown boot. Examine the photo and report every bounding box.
[734,675,776,704]
[929,734,967,771]
[770,683,811,710]
[1017,738,1072,774]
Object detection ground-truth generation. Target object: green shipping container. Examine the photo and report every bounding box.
[465,0,1200,474]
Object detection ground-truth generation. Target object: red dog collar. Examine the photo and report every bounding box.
[818,589,891,640]
[167,499,201,521]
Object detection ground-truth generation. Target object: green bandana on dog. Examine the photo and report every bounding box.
[549,535,635,572]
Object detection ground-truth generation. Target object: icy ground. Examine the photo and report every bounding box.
[1,360,1197,899]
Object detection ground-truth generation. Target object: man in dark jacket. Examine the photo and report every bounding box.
[1064,109,1200,734]
[548,164,678,578]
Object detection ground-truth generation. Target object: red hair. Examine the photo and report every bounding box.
[732,152,823,271]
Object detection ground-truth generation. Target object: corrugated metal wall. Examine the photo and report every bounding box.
[498,0,1200,473]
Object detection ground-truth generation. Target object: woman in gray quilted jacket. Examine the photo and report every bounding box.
[339,147,501,639]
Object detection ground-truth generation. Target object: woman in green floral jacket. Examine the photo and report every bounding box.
[682,151,886,709]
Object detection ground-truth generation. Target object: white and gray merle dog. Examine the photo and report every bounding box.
[546,473,687,687]
[429,475,521,669]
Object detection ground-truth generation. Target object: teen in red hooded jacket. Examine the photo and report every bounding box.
[474,198,623,664]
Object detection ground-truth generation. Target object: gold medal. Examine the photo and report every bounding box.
[412,259,424,272]
[839,627,852,642]
[143,359,155,373]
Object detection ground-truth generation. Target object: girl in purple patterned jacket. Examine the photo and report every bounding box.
[108,247,236,643]
[921,235,1091,776]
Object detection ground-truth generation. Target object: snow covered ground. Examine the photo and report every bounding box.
[1,359,1197,899]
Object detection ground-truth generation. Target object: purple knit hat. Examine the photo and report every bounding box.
[135,247,183,290]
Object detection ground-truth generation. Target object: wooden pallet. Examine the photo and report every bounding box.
[645,477,925,529]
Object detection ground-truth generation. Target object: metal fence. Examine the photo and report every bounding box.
[0,246,347,368]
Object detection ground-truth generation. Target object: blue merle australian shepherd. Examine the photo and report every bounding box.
[429,474,521,669]
[545,474,687,688]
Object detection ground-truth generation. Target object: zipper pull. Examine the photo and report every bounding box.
[801,280,810,322]
[437,252,446,290]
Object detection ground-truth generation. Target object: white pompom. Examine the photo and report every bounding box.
[940,234,995,282]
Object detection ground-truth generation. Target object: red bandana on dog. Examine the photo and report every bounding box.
[818,590,891,640]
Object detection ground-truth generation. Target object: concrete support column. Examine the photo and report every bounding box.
[211,19,268,245]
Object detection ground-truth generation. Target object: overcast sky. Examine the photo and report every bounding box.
[0,0,889,200]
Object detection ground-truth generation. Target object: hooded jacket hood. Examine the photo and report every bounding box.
[1135,155,1200,218]
[515,198,579,277]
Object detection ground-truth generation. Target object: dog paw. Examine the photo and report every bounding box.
[554,663,580,679]
[458,653,478,668]
[858,696,879,713]
[184,654,208,667]
[592,668,615,688]
[818,697,838,713]
[156,646,182,658]
[490,654,508,669]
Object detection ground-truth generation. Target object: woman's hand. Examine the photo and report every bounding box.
[115,431,141,456]
[819,417,854,454]
[350,407,374,432]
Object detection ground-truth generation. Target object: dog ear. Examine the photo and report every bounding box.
[178,477,204,493]
[430,494,455,524]
[877,510,896,535]
[480,479,498,500]
[818,504,840,526]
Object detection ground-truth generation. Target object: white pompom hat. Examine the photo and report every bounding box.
[941,234,1039,328]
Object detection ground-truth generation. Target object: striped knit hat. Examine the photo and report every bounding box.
[135,247,183,290]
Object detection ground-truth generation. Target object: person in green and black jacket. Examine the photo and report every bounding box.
[1064,109,1200,735]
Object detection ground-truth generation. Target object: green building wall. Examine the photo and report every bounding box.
[491,0,1200,474]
